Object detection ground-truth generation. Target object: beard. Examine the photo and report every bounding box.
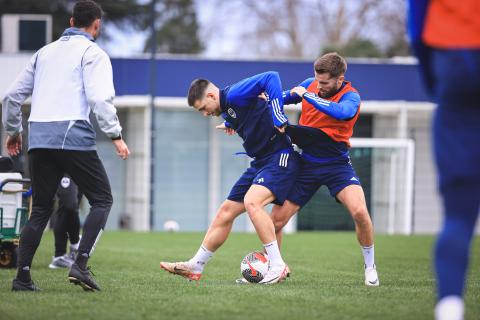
[318,87,338,99]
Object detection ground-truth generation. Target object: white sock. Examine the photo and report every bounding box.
[435,296,464,320]
[70,241,80,251]
[263,240,285,268]
[361,244,375,269]
[70,235,81,250]
[189,245,213,273]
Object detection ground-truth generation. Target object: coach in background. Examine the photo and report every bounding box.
[2,0,129,292]
[408,1,480,319]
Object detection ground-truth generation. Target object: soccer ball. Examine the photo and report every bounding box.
[163,220,180,232]
[240,251,269,283]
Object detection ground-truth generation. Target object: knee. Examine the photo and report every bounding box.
[350,206,371,226]
[212,202,237,227]
[271,212,289,233]
[272,218,287,233]
[244,199,262,218]
[90,192,113,209]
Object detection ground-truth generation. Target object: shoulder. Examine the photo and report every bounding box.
[261,71,279,77]
[83,43,111,62]
[339,91,361,103]
[299,77,315,88]
[343,81,358,93]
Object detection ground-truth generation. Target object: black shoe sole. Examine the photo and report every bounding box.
[68,276,97,292]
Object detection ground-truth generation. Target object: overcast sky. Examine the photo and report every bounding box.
[98,1,224,58]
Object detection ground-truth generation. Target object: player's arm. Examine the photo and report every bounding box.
[2,52,37,137]
[227,71,288,128]
[1,52,37,156]
[216,121,236,135]
[83,47,129,159]
[83,46,122,139]
[282,78,315,105]
[302,91,360,120]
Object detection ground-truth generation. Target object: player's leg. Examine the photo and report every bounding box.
[336,184,378,286]
[52,205,69,258]
[13,149,64,291]
[62,150,112,291]
[50,212,74,269]
[49,177,79,269]
[249,149,300,284]
[160,166,255,281]
[271,160,320,249]
[202,200,246,251]
[432,49,480,320]
[336,185,374,247]
[244,184,276,243]
[271,200,300,248]
[62,180,81,259]
[160,200,245,280]
[244,184,289,284]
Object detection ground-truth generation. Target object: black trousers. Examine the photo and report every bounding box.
[18,149,113,268]
[53,176,82,257]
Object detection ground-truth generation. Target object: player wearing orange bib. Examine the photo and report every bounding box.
[270,53,379,286]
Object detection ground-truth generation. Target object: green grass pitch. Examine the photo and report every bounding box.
[0,231,479,320]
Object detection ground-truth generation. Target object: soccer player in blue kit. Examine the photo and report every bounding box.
[409,1,480,318]
[160,71,299,284]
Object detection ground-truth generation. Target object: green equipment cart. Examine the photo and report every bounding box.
[0,173,31,268]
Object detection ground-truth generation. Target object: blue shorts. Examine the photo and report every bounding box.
[228,149,300,205]
[287,157,361,207]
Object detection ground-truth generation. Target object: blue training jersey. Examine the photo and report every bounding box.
[220,71,292,158]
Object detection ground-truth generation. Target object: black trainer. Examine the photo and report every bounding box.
[12,278,41,291]
[68,263,100,291]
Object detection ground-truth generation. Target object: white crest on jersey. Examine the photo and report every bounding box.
[61,177,71,188]
[227,108,237,118]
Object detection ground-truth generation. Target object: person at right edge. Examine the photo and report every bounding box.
[408,1,480,319]
[2,0,130,292]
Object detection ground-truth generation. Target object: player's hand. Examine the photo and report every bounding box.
[290,86,307,97]
[258,92,268,101]
[112,139,130,160]
[216,123,236,135]
[275,124,286,133]
[6,135,22,156]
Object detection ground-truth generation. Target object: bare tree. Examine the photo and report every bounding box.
[199,0,407,59]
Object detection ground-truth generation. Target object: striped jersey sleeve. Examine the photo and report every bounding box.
[282,77,315,105]
[227,71,288,127]
[302,91,360,120]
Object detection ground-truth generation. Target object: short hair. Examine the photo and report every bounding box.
[188,79,210,106]
[314,52,347,78]
[72,0,103,28]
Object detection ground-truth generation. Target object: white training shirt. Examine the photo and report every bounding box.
[2,29,122,148]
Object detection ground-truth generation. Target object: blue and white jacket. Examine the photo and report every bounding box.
[2,28,122,151]
[220,71,291,158]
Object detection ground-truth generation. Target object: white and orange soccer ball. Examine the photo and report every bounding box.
[240,251,269,283]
